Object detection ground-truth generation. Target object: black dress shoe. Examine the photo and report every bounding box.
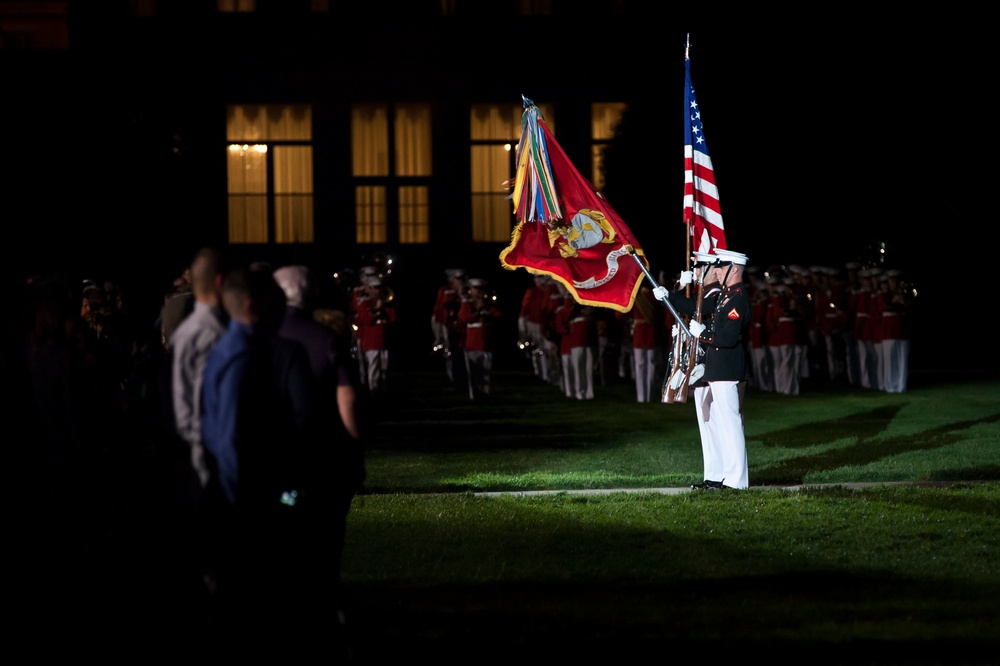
[703,480,725,491]
[691,481,709,490]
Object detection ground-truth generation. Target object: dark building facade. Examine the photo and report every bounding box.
[4,1,706,364]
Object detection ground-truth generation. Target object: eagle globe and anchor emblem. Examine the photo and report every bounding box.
[545,207,633,290]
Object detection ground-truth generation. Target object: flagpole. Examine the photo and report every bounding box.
[684,33,693,281]
[627,248,691,338]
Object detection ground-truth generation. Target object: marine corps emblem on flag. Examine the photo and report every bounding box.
[548,208,616,258]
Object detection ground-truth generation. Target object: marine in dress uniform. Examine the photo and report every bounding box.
[654,248,752,490]
[878,269,912,393]
[432,268,467,389]
[458,278,501,400]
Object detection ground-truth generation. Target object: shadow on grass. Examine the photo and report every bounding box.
[757,405,903,449]
[755,412,1000,485]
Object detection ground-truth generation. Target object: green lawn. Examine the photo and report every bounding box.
[340,366,1000,664]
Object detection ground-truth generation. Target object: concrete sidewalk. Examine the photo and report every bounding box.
[473,480,965,497]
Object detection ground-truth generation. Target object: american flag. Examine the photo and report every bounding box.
[684,54,727,255]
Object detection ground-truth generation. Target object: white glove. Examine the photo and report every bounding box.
[652,286,669,302]
[688,320,706,338]
[671,324,679,339]
[678,271,693,289]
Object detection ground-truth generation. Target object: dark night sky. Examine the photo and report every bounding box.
[602,27,993,325]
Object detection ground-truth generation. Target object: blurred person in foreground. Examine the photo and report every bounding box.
[653,248,752,490]
[273,264,367,576]
[171,247,228,490]
[200,265,342,653]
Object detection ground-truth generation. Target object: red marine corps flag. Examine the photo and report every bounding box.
[500,97,648,313]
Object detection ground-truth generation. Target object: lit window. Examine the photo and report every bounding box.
[399,186,429,244]
[515,0,553,15]
[591,102,626,190]
[356,186,387,244]
[217,0,255,12]
[470,102,553,242]
[352,103,432,245]
[226,104,314,244]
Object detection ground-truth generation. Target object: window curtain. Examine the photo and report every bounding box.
[591,102,626,189]
[227,104,314,244]
[352,104,389,177]
[398,186,429,244]
[273,145,314,243]
[227,144,268,243]
[356,186,387,244]
[395,103,432,176]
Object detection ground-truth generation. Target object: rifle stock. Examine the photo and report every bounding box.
[661,320,687,403]
[680,270,707,395]
[662,268,706,404]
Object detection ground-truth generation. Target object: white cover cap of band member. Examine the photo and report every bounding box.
[273,265,309,308]
[445,268,466,281]
[467,278,487,289]
[714,249,748,266]
[692,251,719,265]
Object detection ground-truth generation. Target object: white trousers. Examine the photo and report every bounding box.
[560,353,574,398]
[857,339,878,389]
[770,345,800,396]
[693,381,749,489]
[750,346,774,392]
[633,347,657,403]
[364,349,390,395]
[464,349,493,399]
[569,346,595,400]
[880,339,909,394]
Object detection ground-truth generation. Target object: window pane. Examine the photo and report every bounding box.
[591,102,626,188]
[227,144,268,193]
[227,143,268,243]
[471,103,554,139]
[395,103,432,176]
[591,103,626,140]
[352,104,389,176]
[356,186,387,244]
[275,195,314,243]
[470,144,512,193]
[228,104,311,141]
[516,0,552,15]
[273,146,313,193]
[266,105,312,141]
[229,195,268,243]
[227,106,265,142]
[398,186,429,244]
[218,0,256,13]
[471,104,520,140]
[471,194,513,242]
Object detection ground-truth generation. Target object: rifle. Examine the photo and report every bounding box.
[677,267,707,400]
[662,267,705,403]
[661,312,686,403]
